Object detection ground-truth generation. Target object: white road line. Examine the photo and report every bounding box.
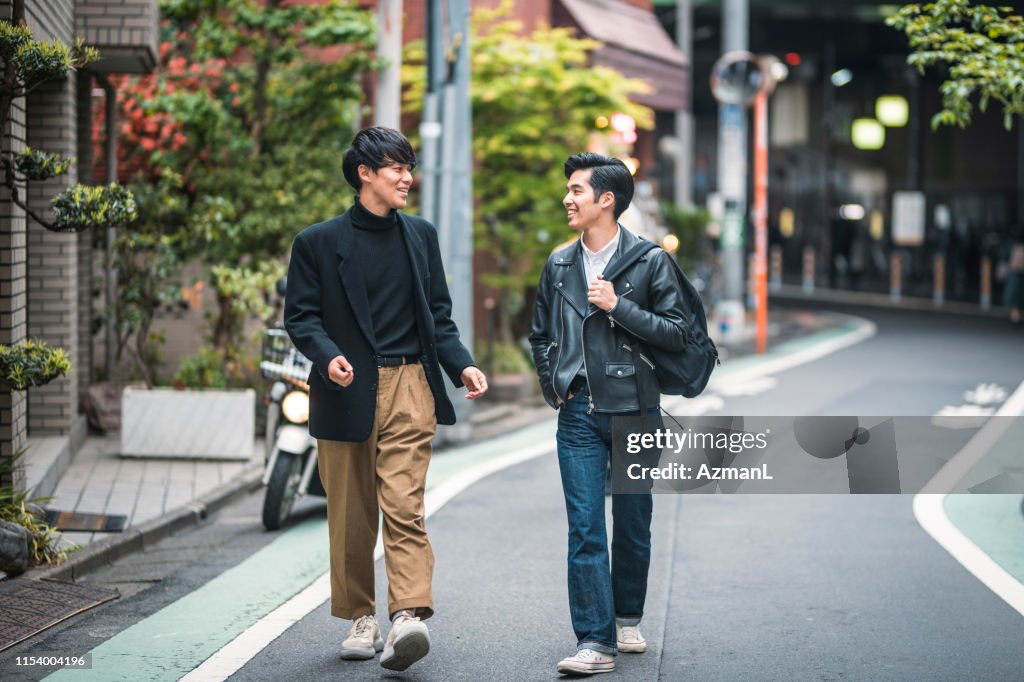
[662,314,876,414]
[181,439,556,682]
[707,314,876,388]
[913,379,1024,618]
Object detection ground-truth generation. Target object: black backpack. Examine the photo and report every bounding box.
[602,240,719,398]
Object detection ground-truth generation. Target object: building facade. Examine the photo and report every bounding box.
[0,0,157,491]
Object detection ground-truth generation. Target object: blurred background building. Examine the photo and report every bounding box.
[654,0,1023,303]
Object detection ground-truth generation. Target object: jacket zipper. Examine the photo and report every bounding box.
[638,351,655,370]
[607,288,638,334]
[581,311,600,414]
[550,297,565,399]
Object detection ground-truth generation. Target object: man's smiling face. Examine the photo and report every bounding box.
[564,168,610,232]
[359,159,413,212]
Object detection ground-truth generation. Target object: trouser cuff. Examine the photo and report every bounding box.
[389,597,434,621]
[578,640,617,656]
[331,604,375,620]
[615,616,642,626]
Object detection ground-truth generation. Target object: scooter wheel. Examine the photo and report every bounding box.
[262,450,304,530]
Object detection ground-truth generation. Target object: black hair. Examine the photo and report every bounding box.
[342,127,417,191]
[563,153,634,219]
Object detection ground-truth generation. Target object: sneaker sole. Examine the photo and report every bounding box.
[380,626,430,671]
[556,661,616,675]
[617,641,647,653]
[340,637,384,660]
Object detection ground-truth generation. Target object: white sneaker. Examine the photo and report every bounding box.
[556,648,615,675]
[616,624,646,653]
[380,613,430,671]
[341,614,384,660]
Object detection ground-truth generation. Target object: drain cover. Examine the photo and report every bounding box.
[42,510,127,533]
[0,580,119,651]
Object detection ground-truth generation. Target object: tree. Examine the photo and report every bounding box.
[403,5,652,344]
[103,0,376,363]
[0,11,137,391]
[105,173,195,387]
[888,0,1024,129]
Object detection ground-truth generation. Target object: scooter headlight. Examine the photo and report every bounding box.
[281,390,310,424]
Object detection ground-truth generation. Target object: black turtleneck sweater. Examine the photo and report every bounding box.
[351,200,421,358]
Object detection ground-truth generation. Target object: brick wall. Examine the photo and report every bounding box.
[77,0,159,66]
[27,68,79,435]
[1,3,30,479]
[76,71,94,394]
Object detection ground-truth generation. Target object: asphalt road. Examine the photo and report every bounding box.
[2,302,1023,681]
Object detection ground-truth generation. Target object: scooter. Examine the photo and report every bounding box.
[259,327,325,530]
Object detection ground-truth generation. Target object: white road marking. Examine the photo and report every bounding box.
[662,313,876,415]
[914,379,1024,617]
[716,375,778,397]
[964,382,1007,405]
[180,439,556,682]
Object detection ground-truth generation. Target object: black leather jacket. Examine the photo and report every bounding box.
[529,226,689,413]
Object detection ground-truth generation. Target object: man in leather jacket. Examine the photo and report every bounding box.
[529,153,687,676]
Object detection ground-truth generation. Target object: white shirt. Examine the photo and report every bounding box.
[580,227,620,286]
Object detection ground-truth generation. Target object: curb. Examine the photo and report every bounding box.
[30,467,264,583]
[771,284,1008,318]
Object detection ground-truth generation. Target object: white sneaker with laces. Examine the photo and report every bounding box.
[380,612,430,671]
[556,648,616,675]
[616,624,646,653]
[341,614,384,660]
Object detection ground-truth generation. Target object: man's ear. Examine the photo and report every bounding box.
[599,191,616,212]
[357,164,375,184]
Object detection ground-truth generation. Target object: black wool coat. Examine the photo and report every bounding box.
[284,208,475,442]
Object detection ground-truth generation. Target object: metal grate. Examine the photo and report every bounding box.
[0,580,119,651]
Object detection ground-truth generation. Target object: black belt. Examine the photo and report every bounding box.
[376,355,419,367]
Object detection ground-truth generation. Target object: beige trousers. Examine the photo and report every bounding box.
[317,362,437,621]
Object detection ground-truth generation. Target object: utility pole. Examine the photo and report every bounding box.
[716,0,749,344]
[422,0,474,442]
[374,0,402,129]
[675,0,693,207]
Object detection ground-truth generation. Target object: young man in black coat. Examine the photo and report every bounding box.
[285,127,487,672]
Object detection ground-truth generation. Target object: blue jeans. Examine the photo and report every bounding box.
[555,389,659,655]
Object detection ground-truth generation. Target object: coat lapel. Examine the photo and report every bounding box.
[397,215,431,329]
[335,210,378,349]
[553,240,589,317]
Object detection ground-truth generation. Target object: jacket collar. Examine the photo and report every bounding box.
[552,224,640,316]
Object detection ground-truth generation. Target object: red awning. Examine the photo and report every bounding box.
[555,0,689,111]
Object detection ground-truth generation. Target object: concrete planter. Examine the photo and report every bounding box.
[121,387,255,460]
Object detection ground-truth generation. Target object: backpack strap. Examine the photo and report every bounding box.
[602,239,661,282]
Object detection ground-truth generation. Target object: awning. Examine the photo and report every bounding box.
[555,0,689,111]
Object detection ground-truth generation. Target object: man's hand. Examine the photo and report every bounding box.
[461,366,488,399]
[588,274,618,312]
[327,355,354,387]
